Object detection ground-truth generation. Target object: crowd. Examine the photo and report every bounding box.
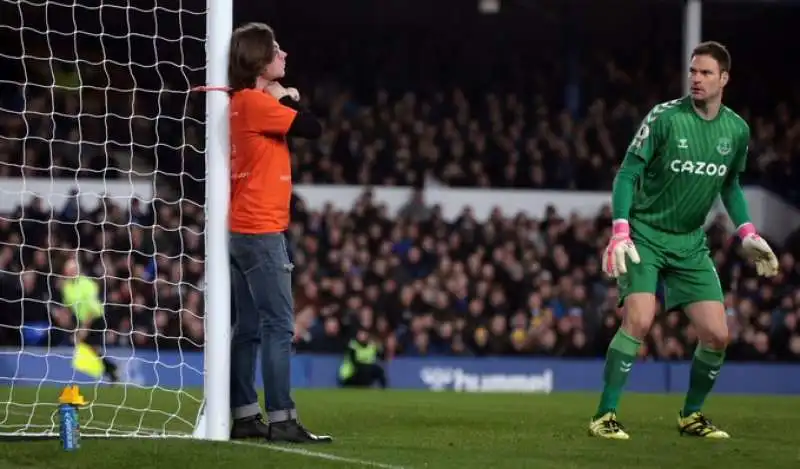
[289,81,800,201]
[3,19,800,204]
[2,64,798,203]
[0,185,800,363]
[290,192,800,362]
[0,194,206,351]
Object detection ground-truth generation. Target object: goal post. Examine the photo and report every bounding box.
[201,0,233,442]
[0,0,232,441]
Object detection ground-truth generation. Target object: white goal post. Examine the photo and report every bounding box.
[0,0,231,441]
[201,0,232,442]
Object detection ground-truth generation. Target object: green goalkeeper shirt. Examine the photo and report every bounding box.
[61,276,103,323]
[612,96,752,248]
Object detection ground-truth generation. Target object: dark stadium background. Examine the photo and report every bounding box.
[1,0,800,365]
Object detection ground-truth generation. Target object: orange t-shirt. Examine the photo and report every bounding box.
[228,89,298,233]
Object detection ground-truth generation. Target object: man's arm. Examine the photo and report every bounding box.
[719,174,751,229]
[611,154,647,222]
[240,90,297,135]
[611,104,668,222]
[262,82,322,139]
[241,88,322,139]
[720,123,778,277]
[602,103,674,277]
[81,277,103,315]
[69,278,104,343]
[278,95,322,139]
[719,126,752,230]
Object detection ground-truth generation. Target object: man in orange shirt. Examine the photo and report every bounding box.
[226,22,328,444]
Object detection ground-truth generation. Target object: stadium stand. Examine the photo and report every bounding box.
[1,4,800,367]
[1,180,799,362]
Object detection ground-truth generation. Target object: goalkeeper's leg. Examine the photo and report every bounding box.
[590,243,660,440]
[589,294,654,439]
[665,260,730,438]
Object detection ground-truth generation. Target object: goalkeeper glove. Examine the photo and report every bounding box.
[601,220,641,278]
[737,223,779,277]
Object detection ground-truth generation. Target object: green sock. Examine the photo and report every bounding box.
[682,344,725,416]
[594,329,642,419]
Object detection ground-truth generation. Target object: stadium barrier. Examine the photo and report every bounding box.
[293,184,800,244]
[4,177,799,245]
[1,348,798,395]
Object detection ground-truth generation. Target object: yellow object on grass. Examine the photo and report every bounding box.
[73,342,105,379]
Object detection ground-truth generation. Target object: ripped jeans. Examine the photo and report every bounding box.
[228,232,297,423]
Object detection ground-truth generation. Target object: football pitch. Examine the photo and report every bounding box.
[0,387,798,469]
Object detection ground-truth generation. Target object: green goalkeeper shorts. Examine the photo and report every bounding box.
[616,222,724,312]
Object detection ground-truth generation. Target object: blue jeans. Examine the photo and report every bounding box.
[229,232,297,423]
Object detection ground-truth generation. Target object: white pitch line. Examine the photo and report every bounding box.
[230,439,409,469]
[2,409,408,469]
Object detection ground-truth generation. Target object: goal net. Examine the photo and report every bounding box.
[0,0,231,440]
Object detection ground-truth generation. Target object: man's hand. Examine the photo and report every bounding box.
[737,223,779,277]
[285,87,300,101]
[265,81,300,101]
[602,220,641,278]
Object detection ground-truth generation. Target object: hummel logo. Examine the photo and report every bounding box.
[678,138,689,149]
[620,361,633,373]
[708,370,719,380]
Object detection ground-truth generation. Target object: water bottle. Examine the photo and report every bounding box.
[58,403,80,451]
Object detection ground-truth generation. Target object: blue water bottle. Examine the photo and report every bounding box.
[58,385,85,452]
[58,404,79,451]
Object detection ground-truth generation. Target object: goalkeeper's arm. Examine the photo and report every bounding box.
[602,152,646,277]
[721,125,757,236]
[611,152,647,222]
[719,172,751,231]
[720,166,778,277]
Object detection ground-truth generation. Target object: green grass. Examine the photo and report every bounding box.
[0,386,799,469]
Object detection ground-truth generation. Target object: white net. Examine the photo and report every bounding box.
[0,0,209,438]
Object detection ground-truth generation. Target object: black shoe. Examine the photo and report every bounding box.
[267,419,332,444]
[102,358,120,383]
[231,414,271,439]
[104,365,120,383]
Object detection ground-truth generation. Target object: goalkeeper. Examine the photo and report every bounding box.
[60,258,119,383]
[590,41,778,440]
